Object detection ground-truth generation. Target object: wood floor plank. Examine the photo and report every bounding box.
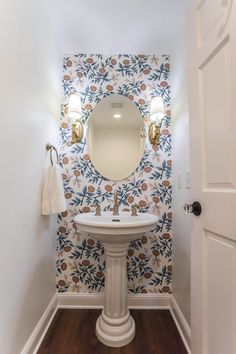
[38,309,187,354]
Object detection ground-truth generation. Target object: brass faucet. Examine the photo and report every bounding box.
[92,204,101,216]
[131,204,138,216]
[113,190,119,216]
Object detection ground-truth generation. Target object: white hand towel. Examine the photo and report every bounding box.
[42,165,67,215]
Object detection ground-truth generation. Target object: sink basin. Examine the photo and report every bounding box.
[75,211,158,348]
[75,212,158,241]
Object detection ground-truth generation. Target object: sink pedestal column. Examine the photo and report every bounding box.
[96,241,135,347]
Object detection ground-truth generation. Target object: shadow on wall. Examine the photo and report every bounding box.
[56,54,173,295]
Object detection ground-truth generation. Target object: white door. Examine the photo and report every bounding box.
[188,1,236,353]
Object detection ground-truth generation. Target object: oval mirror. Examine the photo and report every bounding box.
[87,94,145,181]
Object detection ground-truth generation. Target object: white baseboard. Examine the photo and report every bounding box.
[57,292,104,308]
[57,292,170,309]
[170,295,191,354]
[21,292,191,353]
[128,293,170,309]
[20,293,58,354]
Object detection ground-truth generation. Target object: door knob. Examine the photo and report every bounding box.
[184,201,202,216]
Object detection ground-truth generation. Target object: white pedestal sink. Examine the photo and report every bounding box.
[74,212,158,347]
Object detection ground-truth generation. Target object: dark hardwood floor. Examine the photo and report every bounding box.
[38,309,187,354]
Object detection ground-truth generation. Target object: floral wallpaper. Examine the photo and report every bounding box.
[57,54,172,294]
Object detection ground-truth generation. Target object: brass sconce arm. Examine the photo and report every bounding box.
[68,93,84,144]
[149,96,164,145]
[71,119,84,144]
[148,122,161,145]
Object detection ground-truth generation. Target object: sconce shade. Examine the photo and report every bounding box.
[68,94,82,121]
[150,96,164,124]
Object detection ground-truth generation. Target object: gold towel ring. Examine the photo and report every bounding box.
[46,143,59,166]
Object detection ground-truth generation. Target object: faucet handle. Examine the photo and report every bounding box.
[91,204,101,216]
[131,204,139,216]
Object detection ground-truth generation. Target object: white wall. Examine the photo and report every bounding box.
[172,22,192,326]
[0,1,62,353]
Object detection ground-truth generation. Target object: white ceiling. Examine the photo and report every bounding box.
[46,0,191,54]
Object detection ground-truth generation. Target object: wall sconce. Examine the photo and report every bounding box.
[68,94,83,144]
[148,96,164,145]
